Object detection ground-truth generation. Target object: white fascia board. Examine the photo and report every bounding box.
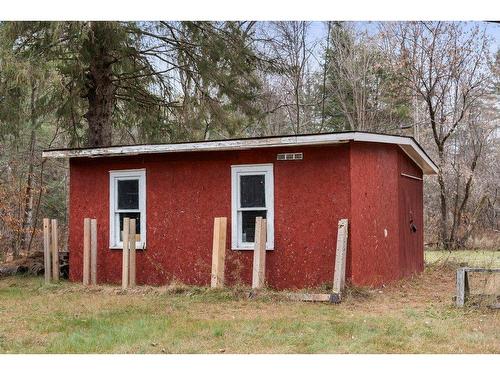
[351,133,438,175]
[42,132,438,175]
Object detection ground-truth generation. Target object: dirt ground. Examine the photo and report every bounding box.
[0,250,498,353]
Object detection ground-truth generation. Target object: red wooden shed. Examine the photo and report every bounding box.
[43,131,437,289]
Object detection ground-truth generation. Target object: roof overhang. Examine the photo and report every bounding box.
[42,131,438,175]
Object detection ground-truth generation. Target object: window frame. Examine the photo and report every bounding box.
[109,169,146,249]
[231,164,274,251]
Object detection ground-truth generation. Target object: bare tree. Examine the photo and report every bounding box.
[322,22,412,132]
[382,22,491,248]
[259,22,316,134]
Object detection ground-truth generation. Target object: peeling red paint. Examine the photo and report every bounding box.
[68,141,424,289]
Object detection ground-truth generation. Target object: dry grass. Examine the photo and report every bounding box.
[0,250,498,354]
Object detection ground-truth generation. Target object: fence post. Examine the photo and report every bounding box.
[83,218,91,286]
[332,219,349,299]
[122,217,130,290]
[456,268,466,307]
[90,219,97,285]
[211,217,227,288]
[129,218,136,288]
[43,218,51,284]
[51,219,59,282]
[252,217,267,289]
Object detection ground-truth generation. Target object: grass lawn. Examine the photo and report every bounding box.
[0,250,498,354]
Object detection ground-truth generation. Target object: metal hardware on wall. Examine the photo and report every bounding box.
[401,172,422,181]
[277,152,303,161]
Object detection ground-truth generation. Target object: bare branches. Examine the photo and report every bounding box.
[382,21,493,248]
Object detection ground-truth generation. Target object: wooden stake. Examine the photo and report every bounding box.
[211,217,227,288]
[332,219,349,298]
[51,219,59,282]
[83,218,91,286]
[43,218,51,284]
[252,217,267,289]
[90,219,97,285]
[122,217,130,290]
[129,218,136,288]
[456,268,467,307]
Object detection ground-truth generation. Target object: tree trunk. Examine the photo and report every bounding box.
[84,22,115,147]
[19,80,37,256]
[437,148,449,249]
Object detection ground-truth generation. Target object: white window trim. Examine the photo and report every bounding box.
[109,169,146,249]
[231,164,274,251]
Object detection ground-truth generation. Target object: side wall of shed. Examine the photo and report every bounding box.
[398,149,424,277]
[349,142,401,286]
[348,143,424,286]
[68,144,351,290]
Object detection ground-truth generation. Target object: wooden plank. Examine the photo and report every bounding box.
[129,219,136,288]
[83,218,91,286]
[90,219,97,285]
[51,219,59,282]
[461,267,500,273]
[456,268,466,307]
[252,217,267,289]
[211,217,221,288]
[122,217,130,290]
[43,218,51,284]
[211,217,227,288]
[287,293,333,302]
[332,219,349,297]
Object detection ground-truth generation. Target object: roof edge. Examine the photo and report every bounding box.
[42,131,438,175]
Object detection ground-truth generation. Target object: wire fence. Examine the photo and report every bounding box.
[425,249,500,307]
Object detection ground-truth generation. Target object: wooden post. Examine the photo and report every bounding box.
[51,219,59,282]
[90,219,97,285]
[211,217,227,288]
[43,218,51,284]
[83,218,91,286]
[129,218,136,288]
[332,219,349,299]
[122,217,130,290]
[456,268,466,307]
[252,217,267,289]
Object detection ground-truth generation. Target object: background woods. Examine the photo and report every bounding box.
[0,21,498,260]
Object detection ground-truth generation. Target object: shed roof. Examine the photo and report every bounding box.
[42,131,438,175]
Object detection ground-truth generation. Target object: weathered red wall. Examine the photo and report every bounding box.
[349,142,401,286]
[69,144,351,289]
[68,141,425,289]
[398,149,424,277]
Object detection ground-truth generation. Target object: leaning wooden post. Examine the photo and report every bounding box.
[332,219,349,302]
[51,219,59,282]
[83,218,91,286]
[43,218,51,284]
[129,218,137,288]
[90,219,97,285]
[211,217,227,288]
[122,217,130,290]
[252,217,267,289]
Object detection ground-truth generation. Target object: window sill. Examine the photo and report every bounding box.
[232,246,274,251]
[110,244,146,250]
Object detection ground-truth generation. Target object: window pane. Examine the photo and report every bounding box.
[241,210,266,243]
[240,174,265,208]
[118,179,139,209]
[119,212,141,242]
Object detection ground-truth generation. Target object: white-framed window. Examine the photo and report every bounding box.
[231,164,274,250]
[109,169,146,249]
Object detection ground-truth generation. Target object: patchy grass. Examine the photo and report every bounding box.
[0,250,499,354]
[425,249,500,268]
